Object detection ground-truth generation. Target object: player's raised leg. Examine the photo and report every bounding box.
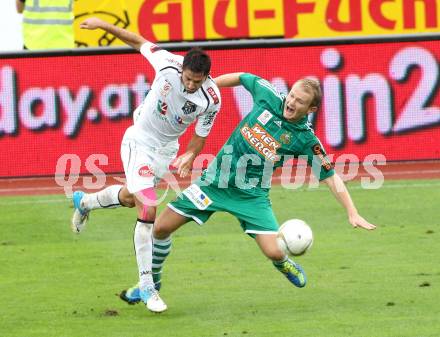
[71,185,135,233]
[255,233,307,288]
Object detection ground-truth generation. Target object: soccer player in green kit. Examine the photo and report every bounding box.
[120,73,376,311]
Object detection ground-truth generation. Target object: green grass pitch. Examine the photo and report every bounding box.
[0,179,439,337]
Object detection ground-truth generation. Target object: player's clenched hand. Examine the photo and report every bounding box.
[174,152,195,178]
[349,213,376,230]
[80,18,105,30]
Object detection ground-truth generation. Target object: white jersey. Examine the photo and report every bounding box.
[132,42,221,149]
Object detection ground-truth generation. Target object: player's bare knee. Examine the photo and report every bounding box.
[118,186,135,207]
[153,207,188,239]
[120,193,135,207]
[153,221,172,239]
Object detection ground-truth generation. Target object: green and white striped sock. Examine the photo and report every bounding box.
[152,236,172,289]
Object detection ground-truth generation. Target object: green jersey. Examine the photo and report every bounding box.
[201,73,334,195]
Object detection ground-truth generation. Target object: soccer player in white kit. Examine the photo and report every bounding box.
[72,18,221,313]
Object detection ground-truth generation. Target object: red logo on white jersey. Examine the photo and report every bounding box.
[138,165,155,177]
[160,80,172,97]
[166,58,182,67]
[150,44,162,53]
[207,87,219,104]
[158,101,168,115]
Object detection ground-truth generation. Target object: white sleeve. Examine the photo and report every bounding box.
[195,103,221,137]
[139,42,183,73]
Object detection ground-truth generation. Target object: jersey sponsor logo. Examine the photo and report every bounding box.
[182,100,197,115]
[173,115,183,125]
[165,58,182,68]
[240,123,281,162]
[160,80,172,97]
[311,143,333,172]
[138,165,155,178]
[257,110,273,125]
[207,87,219,104]
[150,44,162,53]
[157,100,168,115]
[202,110,217,126]
[274,120,282,128]
[183,184,213,210]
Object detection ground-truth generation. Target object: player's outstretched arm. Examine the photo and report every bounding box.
[214,73,244,88]
[80,17,147,51]
[173,134,207,178]
[322,174,376,230]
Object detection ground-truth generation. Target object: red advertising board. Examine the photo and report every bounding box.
[1,40,440,177]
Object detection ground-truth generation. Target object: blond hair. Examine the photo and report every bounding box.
[297,78,322,109]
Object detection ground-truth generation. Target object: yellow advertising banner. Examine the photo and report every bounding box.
[74,0,440,46]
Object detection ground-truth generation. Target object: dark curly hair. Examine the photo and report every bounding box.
[182,47,211,76]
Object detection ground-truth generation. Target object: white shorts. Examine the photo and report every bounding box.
[121,126,179,193]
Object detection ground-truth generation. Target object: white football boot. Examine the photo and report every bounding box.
[140,286,167,313]
[71,191,89,233]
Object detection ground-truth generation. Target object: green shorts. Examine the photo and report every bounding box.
[168,183,279,236]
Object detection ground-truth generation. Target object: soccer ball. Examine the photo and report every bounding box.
[277,219,313,256]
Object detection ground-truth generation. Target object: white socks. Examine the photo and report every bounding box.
[81,185,123,210]
[134,219,154,290]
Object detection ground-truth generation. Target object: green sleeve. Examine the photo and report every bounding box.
[239,73,259,92]
[239,73,284,110]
